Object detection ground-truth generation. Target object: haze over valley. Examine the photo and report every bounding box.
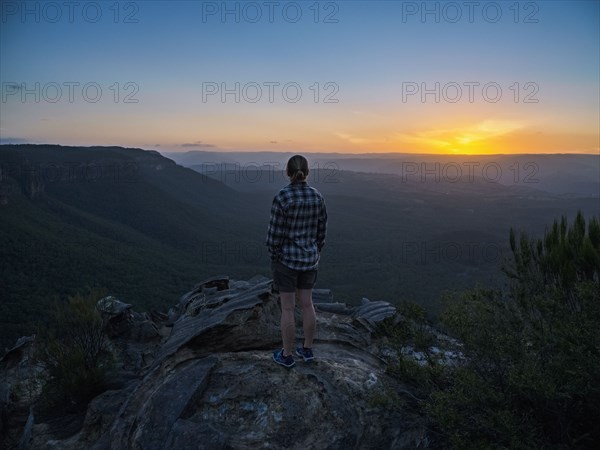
[2,145,597,349]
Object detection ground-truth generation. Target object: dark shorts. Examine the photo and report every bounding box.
[271,261,318,293]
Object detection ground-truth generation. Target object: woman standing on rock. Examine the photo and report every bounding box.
[266,155,328,368]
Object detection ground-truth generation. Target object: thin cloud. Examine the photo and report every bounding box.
[181,140,216,148]
[334,132,382,145]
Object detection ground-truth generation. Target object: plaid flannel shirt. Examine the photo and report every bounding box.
[266,181,327,271]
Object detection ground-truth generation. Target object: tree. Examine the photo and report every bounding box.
[388,212,600,449]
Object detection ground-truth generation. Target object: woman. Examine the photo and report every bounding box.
[266,155,328,368]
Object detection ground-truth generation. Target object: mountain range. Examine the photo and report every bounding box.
[1,144,598,349]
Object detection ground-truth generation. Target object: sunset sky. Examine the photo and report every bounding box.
[1,0,599,154]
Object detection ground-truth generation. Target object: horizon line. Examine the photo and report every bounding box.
[1,143,598,157]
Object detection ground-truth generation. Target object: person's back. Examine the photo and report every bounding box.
[266,180,326,271]
[266,155,327,368]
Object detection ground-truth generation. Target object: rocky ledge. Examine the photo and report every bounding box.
[2,276,436,449]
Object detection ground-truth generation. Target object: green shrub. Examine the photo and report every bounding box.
[35,288,112,415]
[377,301,449,398]
[388,212,600,449]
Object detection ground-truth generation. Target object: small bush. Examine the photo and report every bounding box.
[376,300,431,346]
[35,288,112,415]
[377,302,449,398]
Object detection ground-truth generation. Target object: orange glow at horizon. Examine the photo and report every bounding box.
[19,110,599,156]
[330,119,600,155]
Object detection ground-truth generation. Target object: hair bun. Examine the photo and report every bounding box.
[286,154,309,182]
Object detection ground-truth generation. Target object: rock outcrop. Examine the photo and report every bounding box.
[2,276,432,449]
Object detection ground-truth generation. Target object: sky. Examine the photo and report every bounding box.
[1,0,599,154]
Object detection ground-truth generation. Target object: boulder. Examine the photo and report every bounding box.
[0,335,39,449]
[2,276,431,449]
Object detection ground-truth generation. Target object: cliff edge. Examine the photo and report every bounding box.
[2,276,432,449]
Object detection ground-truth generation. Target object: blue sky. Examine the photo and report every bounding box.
[1,0,599,154]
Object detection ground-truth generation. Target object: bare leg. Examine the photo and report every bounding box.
[279,291,296,356]
[296,288,316,348]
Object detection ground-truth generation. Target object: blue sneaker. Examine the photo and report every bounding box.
[295,346,314,362]
[273,349,295,368]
